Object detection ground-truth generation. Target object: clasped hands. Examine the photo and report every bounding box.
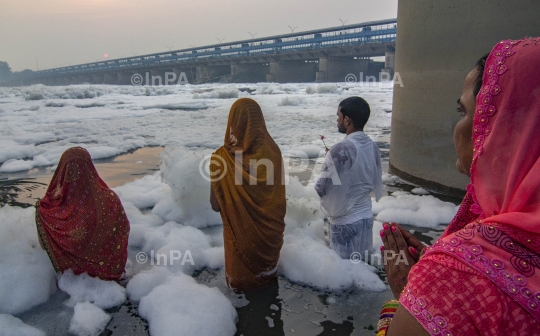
[380,222,427,300]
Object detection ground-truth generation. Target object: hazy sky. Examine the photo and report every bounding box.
[0,0,397,72]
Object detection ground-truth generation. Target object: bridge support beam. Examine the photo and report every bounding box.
[69,76,80,85]
[103,72,118,85]
[317,57,370,83]
[57,77,72,86]
[91,74,104,84]
[267,61,317,83]
[172,67,196,85]
[195,66,231,84]
[77,75,92,84]
[381,52,396,77]
[230,63,269,83]
[117,71,135,85]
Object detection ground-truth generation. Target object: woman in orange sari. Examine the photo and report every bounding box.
[36,147,130,281]
[210,98,286,290]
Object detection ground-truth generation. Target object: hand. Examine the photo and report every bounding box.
[395,224,427,262]
[380,222,424,300]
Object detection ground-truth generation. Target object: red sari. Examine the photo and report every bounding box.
[402,39,540,335]
[36,147,130,280]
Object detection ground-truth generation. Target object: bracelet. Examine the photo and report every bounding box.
[377,299,399,335]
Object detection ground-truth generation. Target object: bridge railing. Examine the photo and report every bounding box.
[27,19,396,79]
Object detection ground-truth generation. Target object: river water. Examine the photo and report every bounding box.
[4,139,458,336]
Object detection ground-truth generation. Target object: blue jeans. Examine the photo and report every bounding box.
[330,217,374,259]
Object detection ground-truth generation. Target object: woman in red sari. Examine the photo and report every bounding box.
[378,38,540,335]
[36,147,130,281]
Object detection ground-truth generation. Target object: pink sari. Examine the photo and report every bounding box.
[402,38,540,335]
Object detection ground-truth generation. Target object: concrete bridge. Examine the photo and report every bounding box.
[3,19,396,86]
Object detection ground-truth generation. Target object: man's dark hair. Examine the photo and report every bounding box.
[473,53,490,97]
[339,97,371,130]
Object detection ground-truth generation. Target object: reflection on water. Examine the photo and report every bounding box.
[0,146,163,207]
[194,267,396,336]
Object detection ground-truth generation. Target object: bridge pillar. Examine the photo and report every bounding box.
[117,71,135,85]
[317,57,370,82]
[266,61,317,83]
[195,66,231,84]
[58,77,72,86]
[91,73,104,84]
[172,67,196,84]
[54,78,65,86]
[230,63,269,83]
[46,78,55,86]
[103,72,118,85]
[78,75,92,84]
[390,0,540,195]
[366,61,385,80]
[381,52,396,78]
[69,76,81,85]
[148,70,165,86]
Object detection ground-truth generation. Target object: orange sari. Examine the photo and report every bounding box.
[36,147,130,280]
[210,98,286,290]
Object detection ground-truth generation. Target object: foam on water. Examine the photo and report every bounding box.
[0,81,458,335]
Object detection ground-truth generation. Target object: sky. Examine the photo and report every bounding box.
[0,0,397,72]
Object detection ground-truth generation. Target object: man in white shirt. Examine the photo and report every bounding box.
[314,97,383,259]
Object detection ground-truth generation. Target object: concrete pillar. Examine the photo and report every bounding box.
[317,57,370,82]
[103,72,118,85]
[382,52,396,77]
[78,75,92,84]
[152,68,192,85]
[149,70,165,86]
[172,67,196,85]
[195,66,230,84]
[315,71,327,82]
[267,61,317,83]
[230,63,269,83]
[390,0,540,196]
[365,61,385,80]
[57,77,71,86]
[117,71,135,85]
[92,73,104,84]
[385,52,395,71]
[70,76,81,85]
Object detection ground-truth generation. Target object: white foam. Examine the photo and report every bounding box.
[373,192,458,228]
[306,84,341,94]
[138,273,238,336]
[411,187,430,195]
[278,96,306,106]
[0,205,57,315]
[192,87,239,99]
[279,227,385,291]
[68,302,111,336]
[158,146,222,228]
[58,270,126,309]
[0,314,46,336]
[126,267,172,302]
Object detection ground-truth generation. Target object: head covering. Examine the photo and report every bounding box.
[210,98,286,278]
[36,147,129,280]
[415,38,540,323]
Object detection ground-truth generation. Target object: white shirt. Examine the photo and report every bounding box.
[314,131,383,225]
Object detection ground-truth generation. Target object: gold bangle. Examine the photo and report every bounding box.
[377,317,393,331]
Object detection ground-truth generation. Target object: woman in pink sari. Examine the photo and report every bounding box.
[378,38,540,335]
